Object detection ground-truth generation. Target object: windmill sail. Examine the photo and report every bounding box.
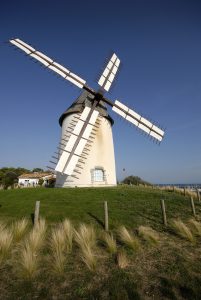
[55,106,99,175]
[112,100,164,142]
[10,38,86,89]
[98,53,120,92]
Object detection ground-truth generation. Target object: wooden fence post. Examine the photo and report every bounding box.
[190,197,196,217]
[160,199,167,226]
[104,201,109,231]
[34,201,40,227]
[183,187,186,196]
[197,189,201,203]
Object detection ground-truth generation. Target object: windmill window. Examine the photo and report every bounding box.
[93,168,104,182]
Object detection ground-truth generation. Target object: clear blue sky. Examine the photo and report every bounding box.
[0,0,201,184]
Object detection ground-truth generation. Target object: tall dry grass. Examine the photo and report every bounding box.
[28,219,46,252]
[80,245,97,271]
[189,219,201,236]
[116,251,129,269]
[62,219,74,253]
[16,219,46,280]
[18,240,39,280]
[0,221,6,233]
[172,219,195,243]
[12,218,29,242]
[49,226,67,275]
[75,224,97,271]
[118,226,140,251]
[138,226,160,245]
[0,228,13,264]
[102,232,117,255]
[74,224,96,250]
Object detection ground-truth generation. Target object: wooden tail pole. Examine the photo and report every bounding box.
[160,199,167,226]
[104,201,109,231]
[197,189,201,203]
[190,197,196,217]
[34,201,40,227]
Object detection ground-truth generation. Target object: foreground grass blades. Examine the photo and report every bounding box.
[118,226,140,251]
[0,186,200,298]
[171,219,195,243]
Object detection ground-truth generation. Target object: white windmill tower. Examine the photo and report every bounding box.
[9,38,165,188]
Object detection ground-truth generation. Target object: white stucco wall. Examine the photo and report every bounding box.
[18,175,54,186]
[18,178,39,186]
[55,113,117,187]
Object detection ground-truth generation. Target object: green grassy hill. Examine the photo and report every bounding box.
[0,186,198,228]
[0,186,201,299]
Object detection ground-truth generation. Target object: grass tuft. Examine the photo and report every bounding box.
[0,221,6,233]
[49,226,66,275]
[62,218,74,253]
[172,219,195,243]
[116,251,129,269]
[75,224,97,271]
[18,240,39,280]
[74,223,96,250]
[12,218,29,242]
[118,226,140,251]
[28,219,46,252]
[16,219,46,280]
[189,219,201,236]
[80,245,97,272]
[138,226,160,245]
[102,232,117,255]
[0,228,13,264]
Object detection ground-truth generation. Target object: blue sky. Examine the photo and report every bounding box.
[0,0,201,184]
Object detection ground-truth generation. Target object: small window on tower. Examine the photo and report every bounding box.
[93,168,104,182]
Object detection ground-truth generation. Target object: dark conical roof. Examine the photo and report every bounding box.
[59,91,114,126]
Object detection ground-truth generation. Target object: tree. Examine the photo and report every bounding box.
[122,175,151,186]
[47,177,56,188]
[38,178,44,186]
[32,168,43,173]
[0,167,31,189]
[2,171,18,190]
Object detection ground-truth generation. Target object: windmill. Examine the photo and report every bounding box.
[9,38,165,187]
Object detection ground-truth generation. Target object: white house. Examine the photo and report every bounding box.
[18,172,55,187]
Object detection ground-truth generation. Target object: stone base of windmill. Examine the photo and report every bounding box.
[55,113,117,188]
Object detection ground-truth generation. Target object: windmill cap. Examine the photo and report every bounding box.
[59,91,114,126]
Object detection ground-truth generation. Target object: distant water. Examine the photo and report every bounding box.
[158,184,201,189]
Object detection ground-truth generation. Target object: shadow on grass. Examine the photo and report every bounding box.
[30,213,34,225]
[87,212,104,229]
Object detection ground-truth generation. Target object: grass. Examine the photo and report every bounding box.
[62,218,74,253]
[102,232,117,255]
[0,227,13,264]
[0,186,198,230]
[171,219,195,243]
[116,250,129,269]
[17,239,40,280]
[118,226,140,251]
[16,219,46,280]
[75,224,97,271]
[12,218,29,242]
[75,223,96,250]
[138,225,160,245]
[49,226,67,275]
[79,244,97,272]
[0,186,201,298]
[189,219,201,236]
[28,219,46,252]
